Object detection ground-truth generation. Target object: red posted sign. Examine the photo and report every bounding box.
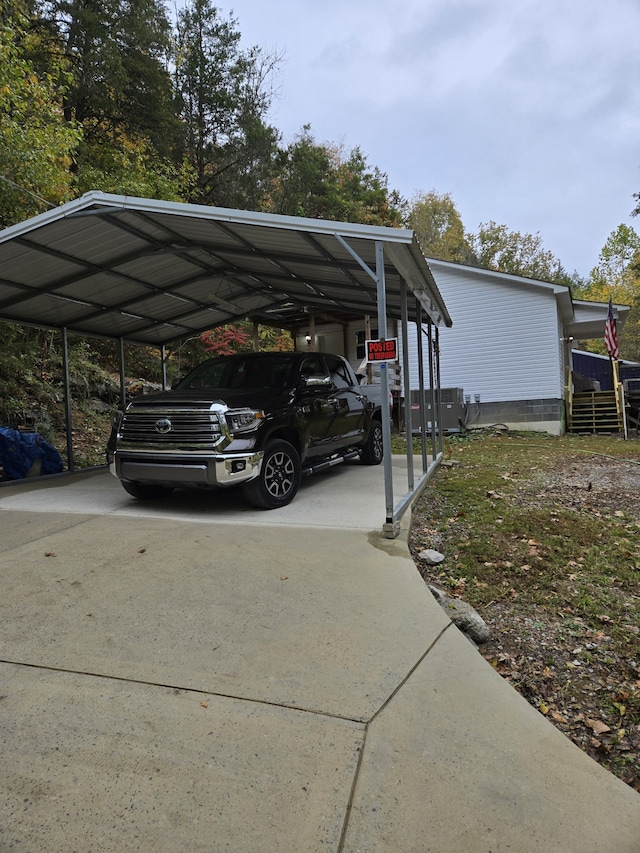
[366,338,398,362]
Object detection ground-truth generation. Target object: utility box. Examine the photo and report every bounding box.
[410,388,465,434]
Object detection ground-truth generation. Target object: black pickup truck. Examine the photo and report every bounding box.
[107,351,383,509]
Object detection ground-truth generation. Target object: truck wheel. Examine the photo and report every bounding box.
[243,439,301,509]
[121,481,173,500]
[360,420,383,465]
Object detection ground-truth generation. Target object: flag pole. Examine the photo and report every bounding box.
[604,296,626,438]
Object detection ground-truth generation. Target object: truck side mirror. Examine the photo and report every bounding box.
[299,374,331,388]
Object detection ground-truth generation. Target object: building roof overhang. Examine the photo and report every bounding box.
[567,299,630,340]
[426,257,630,340]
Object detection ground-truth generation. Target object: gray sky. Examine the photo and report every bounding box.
[220,0,640,278]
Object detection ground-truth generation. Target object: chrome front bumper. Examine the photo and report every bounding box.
[110,449,264,488]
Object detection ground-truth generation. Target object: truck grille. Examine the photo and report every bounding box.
[119,406,225,445]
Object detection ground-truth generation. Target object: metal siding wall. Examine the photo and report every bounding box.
[403,267,563,403]
[572,350,614,391]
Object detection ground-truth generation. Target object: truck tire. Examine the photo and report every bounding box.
[243,439,301,509]
[360,419,383,465]
[121,481,173,500]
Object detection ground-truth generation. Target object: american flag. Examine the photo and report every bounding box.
[604,297,619,360]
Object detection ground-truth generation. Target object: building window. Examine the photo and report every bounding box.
[356,329,378,361]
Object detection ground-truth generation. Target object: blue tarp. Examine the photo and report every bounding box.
[0,427,63,480]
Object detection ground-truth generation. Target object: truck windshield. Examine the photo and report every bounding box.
[176,356,293,391]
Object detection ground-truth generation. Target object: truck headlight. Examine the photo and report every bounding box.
[225,408,264,434]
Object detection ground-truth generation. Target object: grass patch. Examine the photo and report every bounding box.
[408,430,640,791]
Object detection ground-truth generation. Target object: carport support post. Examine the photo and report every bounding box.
[427,320,438,460]
[161,345,168,391]
[434,325,444,454]
[118,338,127,410]
[400,279,414,488]
[61,327,74,472]
[416,306,429,471]
[375,241,397,536]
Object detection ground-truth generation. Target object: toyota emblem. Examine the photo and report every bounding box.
[154,418,172,434]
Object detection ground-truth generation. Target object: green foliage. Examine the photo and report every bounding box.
[64,336,119,398]
[596,224,640,279]
[174,0,281,208]
[407,190,476,263]
[42,0,186,197]
[266,126,403,225]
[0,325,65,435]
[471,220,572,284]
[3,5,405,227]
[113,0,179,157]
[200,322,293,356]
[52,0,177,143]
[580,224,640,361]
[333,146,403,227]
[0,15,80,226]
[256,325,294,352]
[74,120,190,200]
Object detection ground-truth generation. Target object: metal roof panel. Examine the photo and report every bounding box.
[0,192,452,344]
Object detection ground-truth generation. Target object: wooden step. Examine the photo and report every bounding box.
[568,391,623,434]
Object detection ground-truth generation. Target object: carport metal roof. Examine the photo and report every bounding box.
[0,191,450,345]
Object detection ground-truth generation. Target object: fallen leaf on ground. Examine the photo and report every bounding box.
[586,718,611,735]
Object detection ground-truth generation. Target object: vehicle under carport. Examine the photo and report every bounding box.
[0,191,452,535]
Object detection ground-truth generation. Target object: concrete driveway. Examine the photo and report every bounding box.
[1,463,639,852]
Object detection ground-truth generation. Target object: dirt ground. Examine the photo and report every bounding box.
[411,449,640,792]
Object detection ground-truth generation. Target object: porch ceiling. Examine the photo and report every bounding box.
[567,299,630,340]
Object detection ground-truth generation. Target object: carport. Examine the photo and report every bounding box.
[0,191,451,535]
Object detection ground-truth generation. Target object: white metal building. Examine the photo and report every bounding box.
[399,259,630,435]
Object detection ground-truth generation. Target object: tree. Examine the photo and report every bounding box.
[407,190,475,263]
[73,122,189,199]
[266,126,403,226]
[201,324,251,356]
[174,0,280,208]
[471,221,572,284]
[50,0,177,143]
[114,0,180,158]
[266,127,333,218]
[0,14,80,227]
[254,324,293,352]
[36,0,186,198]
[334,146,403,226]
[581,224,640,361]
[592,223,640,282]
[200,322,293,356]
